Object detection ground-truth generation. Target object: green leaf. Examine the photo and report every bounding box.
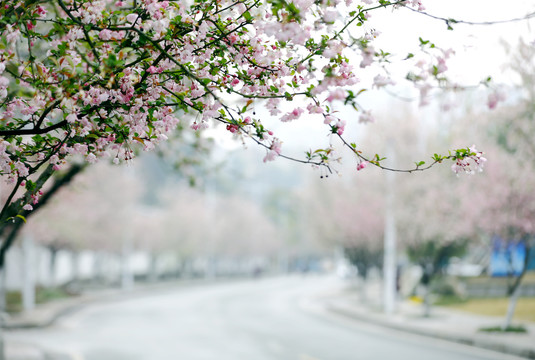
[243,11,252,21]
[106,53,118,68]
[16,214,26,223]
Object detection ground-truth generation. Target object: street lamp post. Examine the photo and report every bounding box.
[383,141,397,315]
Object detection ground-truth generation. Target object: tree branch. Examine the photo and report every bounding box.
[0,163,86,268]
[0,120,67,136]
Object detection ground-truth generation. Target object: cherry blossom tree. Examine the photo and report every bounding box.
[462,40,535,330]
[21,161,144,287]
[159,184,284,275]
[469,150,535,330]
[0,0,525,261]
[332,177,385,300]
[350,108,482,315]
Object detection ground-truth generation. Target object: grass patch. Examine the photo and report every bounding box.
[36,287,72,304]
[6,291,22,313]
[465,272,535,285]
[439,297,535,322]
[480,325,527,333]
[434,295,468,306]
[6,287,73,313]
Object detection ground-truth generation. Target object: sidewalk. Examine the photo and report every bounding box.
[2,287,122,360]
[1,280,192,359]
[4,278,230,329]
[324,281,535,359]
[2,278,240,360]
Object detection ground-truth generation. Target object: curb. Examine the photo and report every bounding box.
[327,303,535,360]
[3,301,88,330]
[2,277,246,330]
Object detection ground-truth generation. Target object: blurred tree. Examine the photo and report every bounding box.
[22,162,144,288]
[482,39,535,330]
[467,148,535,330]
[336,180,385,295]
[397,164,480,317]
[406,237,467,316]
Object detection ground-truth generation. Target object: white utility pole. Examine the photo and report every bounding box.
[22,235,36,311]
[383,141,397,315]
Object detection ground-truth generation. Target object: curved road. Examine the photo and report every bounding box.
[5,276,525,360]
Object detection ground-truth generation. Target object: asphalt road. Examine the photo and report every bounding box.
[4,275,526,360]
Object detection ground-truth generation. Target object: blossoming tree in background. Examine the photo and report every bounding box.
[0,0,522,259]
[470,149,535,330]
[475,41,535,330]
[21,161,144,284]
[331,177,385,301]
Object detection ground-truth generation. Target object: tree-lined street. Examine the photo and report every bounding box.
[5,276,528,360]
[1,1,535,359]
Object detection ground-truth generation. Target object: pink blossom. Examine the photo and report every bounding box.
[416,83,432,107]
[263,138,282,162]
[357,161,368,171]
[434,58,448,74]
[323,10,338,23]
[335,120,346,135]
[228,34,239,44]
[487,91,506,110]
[191,121,208,131]
[14,161,29,177]
[126,13,139,24]
[112,31,125,40]
[324,115,336,125]
[6,25,20,44]
[226,124,239,133]
[326,88,346,102]
[66,113,78,123]
[360,46,375,68]
[359,110,374,123]
[323,40,344,58]
[99,29,113,41]
[281,108,304,122]
[307,103,324,114]
[451,146,487,175]
[147,66,159,74]
[365,29,381,41]
[35,5,47,17]
[23,204,33,211]
[373,75,395,88]
[86,153,98,163]
[31,191,42,205]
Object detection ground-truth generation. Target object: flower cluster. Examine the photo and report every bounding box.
[451,146,487,175]
[0,0,492,214]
